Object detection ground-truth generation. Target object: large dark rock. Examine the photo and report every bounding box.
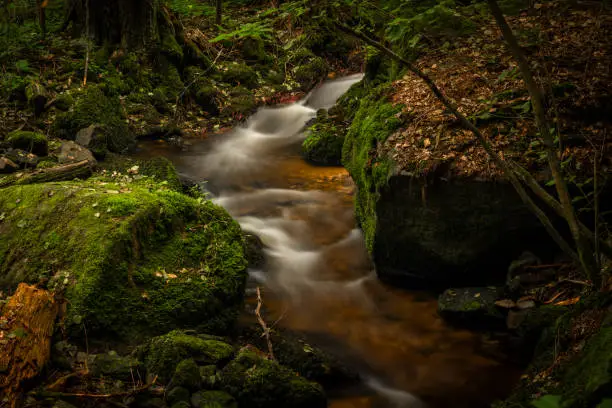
[371,175,553,288]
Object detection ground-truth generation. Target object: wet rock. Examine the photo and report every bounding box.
[199,364,220,389]
[171,359,201,390]
[220,346,326,408]
[191,390,237,408]
[0,157,19,173]
[4,149,39,168]
[166,386,190,405]
[7,131,48,156]
[75,125,101,148]
[56,140,96,165]
[244,233,266,270]
[51,340,78,370]
[90,351,143,382]
[142,331,235,383]
[438,287,506,328]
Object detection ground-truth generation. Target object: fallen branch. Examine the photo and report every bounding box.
[0,160,94,188]
[32,375,158,400]
[255,287,275,360]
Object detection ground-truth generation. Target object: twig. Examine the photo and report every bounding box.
[33,376,158,400]
[255,287,275,360]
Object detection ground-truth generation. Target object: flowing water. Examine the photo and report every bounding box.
[136,75,520,408]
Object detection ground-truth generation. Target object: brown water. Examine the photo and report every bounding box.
[135,76,520,408]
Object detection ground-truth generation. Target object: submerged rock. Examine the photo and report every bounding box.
[438,287,506,328]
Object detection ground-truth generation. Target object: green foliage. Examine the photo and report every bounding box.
[168,0,216,16]
[211,22,274,43]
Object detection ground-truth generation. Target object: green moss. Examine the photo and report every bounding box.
[220,347,326,408]
[219,63,258,89]
[191,390,237,408]
[143,330,235,383]
[302,111,344,166]
[51,85,134,155]
[223,87,256,118]
[7,131,48,156]
[172,358,201,390]
[341,86,402,253]
[0,176,247,342]
[166,386,190,405]
[100,155,182,192]
[90,351,143,382]
[292,56,327,90]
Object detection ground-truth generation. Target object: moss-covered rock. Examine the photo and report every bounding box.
[99,155,182,192]
[142,330,235,383]
[51,85,134,156]
[496,301,612,408]
[288,49,328,90]
[0,175,247,341]
[90,351,143,382]
[223,87,256,119]
[302,110,344,166]
[191,390,237,408]
[219,63,258,89]
[166,386,190,406]
[241,37,267,63]
[172,358,201,390]
[6,131,48,156]
[220,346,326,408]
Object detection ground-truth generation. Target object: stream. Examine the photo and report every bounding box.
[136,75,520,408]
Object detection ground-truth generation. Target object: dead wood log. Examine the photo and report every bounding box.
[0,160,94,189]
[0,283,59,407]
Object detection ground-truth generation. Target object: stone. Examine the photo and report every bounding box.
[90,351,143,382]
[0,157,18,173]
[438,286,506,328]
[75,125,101,147]
[191,390,237,408]
[166,386,190,405]
[4,149,38,168]
[171,359,201,390]
[57,140,96,165]
[199,364,219,389]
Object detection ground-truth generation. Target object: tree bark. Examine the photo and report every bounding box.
[216,0,222,26]
[487,0,599,286]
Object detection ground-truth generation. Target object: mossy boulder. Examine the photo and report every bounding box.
[220,346,326,408]
[51,85,134,156]
[289,49,328,90]
[191,391,237,408]
[219,63,258,89]
[6,131,48,156]
[172,358,201,390]
[302,111,344,166]
[166,386,190,405]
[99,155,182,192]
[141,330,235,383]
[0,175,247,341]
[223,87,256,119]
[241,37,267,63]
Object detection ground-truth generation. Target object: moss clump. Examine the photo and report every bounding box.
[241,37,267,63]
[191,391,237,408]
[219,63,258,89]
[172,359,201,390]
[142,330,235,383]
[0,176,247,342]
[341,87,402,253]
[51,85,134,155]
[90,351,143,382]
[6,131,48,156]
[100,155,183,192]
[223,87,256,118]
[302,111,344,166]
[288,49,328,90]
[220,347,326,408]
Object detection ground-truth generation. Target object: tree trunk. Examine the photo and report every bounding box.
[216,0,222,26]
[487,0,599,286]
[64,0,160,49]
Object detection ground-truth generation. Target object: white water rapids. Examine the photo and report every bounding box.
[137,74,519,408]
